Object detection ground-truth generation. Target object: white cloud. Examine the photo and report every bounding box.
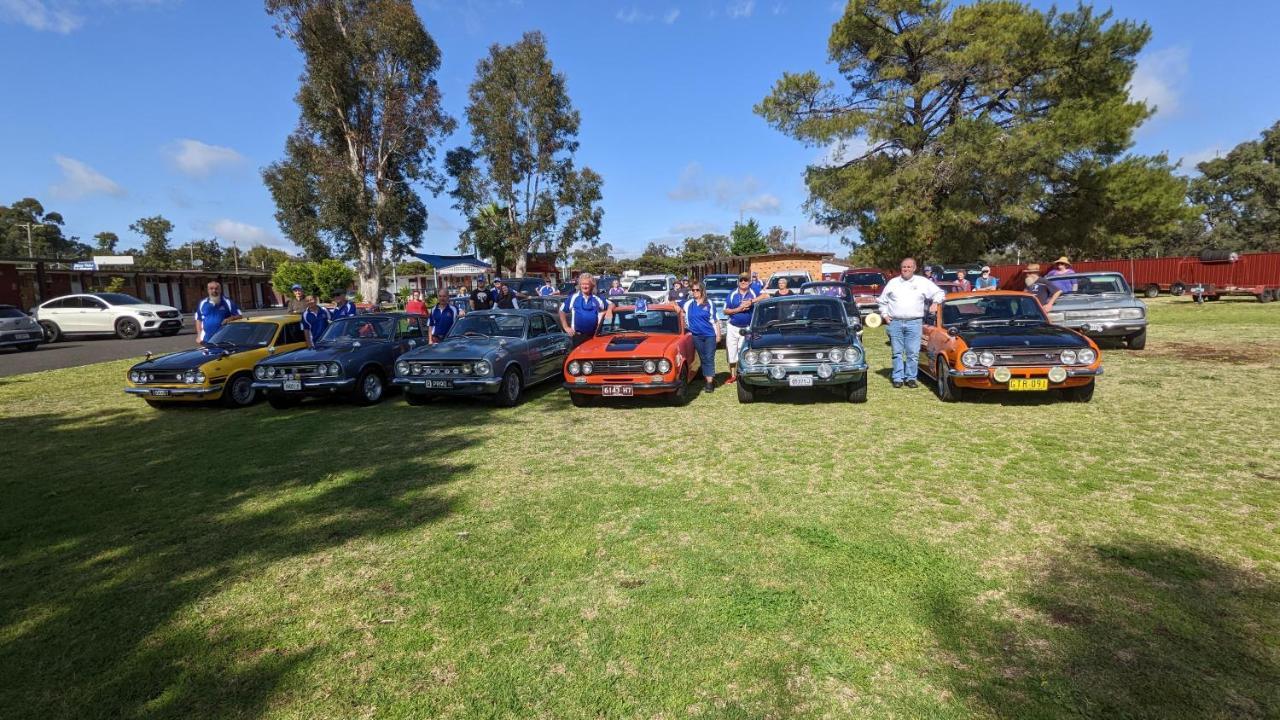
[668,162,707,201]
[615,6,648,23]
[1129,46,1189,117]
[816,136,871,167]
[211,219,287,250]
[713,175,760,206]
[50,155,125,199]
[670,221,720,236]
[663,7,679,23]
[740,193,781,214]
[727,0,754,18]
[0,0,82,32]
[1178,144,1226,174]
[798,221,834,239]
[169,139,245,177]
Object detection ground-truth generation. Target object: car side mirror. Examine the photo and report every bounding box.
[408,339,417,347]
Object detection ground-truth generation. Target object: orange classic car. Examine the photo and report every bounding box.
[563,302,700,406]
[918,291,1102,402]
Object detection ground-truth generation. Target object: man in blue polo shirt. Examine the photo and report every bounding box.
[429,294,458,343]
[299,295,330,347]
[558,272,609,348]
[723,273,760,384]
[330,289,358,319]
[749,271,763,294]
[539,277,556,296]
[194,280,242,345]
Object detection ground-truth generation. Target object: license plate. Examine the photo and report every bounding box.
[150,389,170,397]
[424,380,453,389]
[1009,378,1048,391]
[13,333,30,340]
[283,380,302,392]
[788,375,814,387]
[602,385,633,397]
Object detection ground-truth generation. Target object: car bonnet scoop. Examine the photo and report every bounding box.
[605,335,646,352]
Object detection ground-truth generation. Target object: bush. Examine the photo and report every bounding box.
[271,259,356,299]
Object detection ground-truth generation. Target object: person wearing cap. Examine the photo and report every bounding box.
[1023,264,1062,309]
[749,272,763,294]
[723,272,761,384]
[299,294,330,347]
[329,289,358,319]
[539,277,557,297]
[429,293,458,343]
[194,280,242,346]
[285,284,307,314]
[974,266,999,291]
[877,258,945,389]
[404,289,427,315]
[668,278,690,303]
[1045,256,1076,294]
[493,280,520,309]
[680,281,721,392]
[559,272,610,348]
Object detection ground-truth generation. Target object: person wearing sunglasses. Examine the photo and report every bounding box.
[681,282,721,393]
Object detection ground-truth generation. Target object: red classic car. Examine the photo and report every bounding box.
[563,303,700,406]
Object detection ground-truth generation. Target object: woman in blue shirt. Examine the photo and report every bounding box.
[681,282,722,393]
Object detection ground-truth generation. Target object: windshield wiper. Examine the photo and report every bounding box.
[461,330,490,338]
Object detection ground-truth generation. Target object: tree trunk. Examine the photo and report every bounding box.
[515,252,528,276]
[357,245,383,306]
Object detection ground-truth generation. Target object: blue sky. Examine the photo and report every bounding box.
[2,0,1278,260]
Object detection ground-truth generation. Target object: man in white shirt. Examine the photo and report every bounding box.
[877,258,945,389]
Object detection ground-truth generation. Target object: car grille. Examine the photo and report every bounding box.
[591,359,649,374]
[407,361,469,376]
[761,347,841,364]
[1062,309,1120,320]
[158,310,180,319]
[985,348,1063,367]
[136,371,186,384]
[273,365,324,378]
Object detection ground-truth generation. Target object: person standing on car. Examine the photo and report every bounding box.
[299,295,330,347]
[194,280,242,345]
[1023,264,1062,310]
[429,293,458,343]
[539,277,556,297]
[559,273,609,348]
[974,266,999,291]
[285,284,307,314]
[877,258,944,389]
[329,289,358,319]
[494,280,520,309]
[681,282,721,393]
[723,273,760,385]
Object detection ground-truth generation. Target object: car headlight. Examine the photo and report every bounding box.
[396,361,409,376]
[1119,308,1144,320]
[1048,367,1068,383]
[961,350,977,367]
[138,311,155,318]
[328,362,341,376]
[759,351,773,364]
[196,372,205,383]
[979,351,995,367]
[829,348,844,363]
[475,360,492,376]
[568,360,581,375]
[580,361,593,375]
[413,364,425,375]
[992,367,1012,383]
[845,346,863,365]
[255,366,266,380]
[643,359,657,374]
[817,363,833,379]
[129,370,140,383]
[657,359,671,373]
[1060,349,1078,365]
[461,362,473,375]
[267,366,277,378]
[744,350,760,365]
[1047,311,1064,323]
[183,371,197,384]
[1077,348,1097,365]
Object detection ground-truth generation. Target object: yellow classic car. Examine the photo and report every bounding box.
[124,315,307,408]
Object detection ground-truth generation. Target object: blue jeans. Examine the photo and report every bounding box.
[691,334,717,379]
[886,318,923,382]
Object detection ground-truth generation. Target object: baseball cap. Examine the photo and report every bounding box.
[980,266,990,272]
[290,283,303,291]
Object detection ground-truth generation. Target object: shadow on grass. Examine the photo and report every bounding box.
[0,402,480,719]
[928,541,1280,719]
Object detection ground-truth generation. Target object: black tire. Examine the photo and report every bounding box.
[494,367,523,407]
[352,368,385,406]
[405,391,434,406]
[846,376,868,403]
[17,342,39,352]
[220,373,257,408]
[669,379,692,407]
[736,379,755,404]
[39,321,61,343]
[1143,285,1160,299]
[569,392,592,407]
[115,317,141,340]
[1126,328,1147,350]
[1062,380,1095,403]
[267,393,301,410]
[935,357,962,402]
[1170,282,1186,297]
[1259,290,1275,304]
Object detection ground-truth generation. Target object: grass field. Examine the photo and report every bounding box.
[2,297,1279,719]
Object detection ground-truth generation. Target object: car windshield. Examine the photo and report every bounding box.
[207,322,277,347]
[940,270,973,281]
[703,276,738,292]
[600,309,681,335]
[942,295,1047,326]
[802,285,850,299]
[1066,275,1130,295]
[93,293,144,305]
[844,273,885,286]
[767,274,808,289]
[447,314,526,338]
[753,298,847,332]
[319,317,394,343]
[628,279,668,292]
[0,308,26,318]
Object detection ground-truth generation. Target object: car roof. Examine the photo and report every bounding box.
[703,273,739,277]
[800,280,843,286]
[755,293,841,304]
[943,290,1032,300]
[1047,271,1125,280]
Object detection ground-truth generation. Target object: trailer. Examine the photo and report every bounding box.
[987,251,1280,301]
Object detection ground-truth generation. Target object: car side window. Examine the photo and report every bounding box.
[528,314,546,338]
[396,316,424,340]
[280,322,306,345]
[83,297,107,310]
[44,298,73,309]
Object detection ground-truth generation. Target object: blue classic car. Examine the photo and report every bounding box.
[252,313,426,408]
[393,309,570,407]
[736,294,869,404]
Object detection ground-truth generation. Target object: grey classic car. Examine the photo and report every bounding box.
[1044,272,1148,349]
[252,313,426,408]
[736,294,869,404]
[393,309,570,407]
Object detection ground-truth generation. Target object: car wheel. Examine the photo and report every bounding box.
[115,317,141,340]
[39,321,61,343]
[405,391,435,406]
[353,369,384,405]
[1143,284,1160,299]
[845,376,868,403]
[736,379,755,404]
[1260,290,1275,303]
[669,379,692,406]
[569,392,592,407]
[936,357,962,402]
[221,373,257,408]
[1170,282,1186,297]
[1062,380,1095,403]
[18,342,40,352]
[494,367,522,407]
[267,393,301,410]
[1126,328,1147,350]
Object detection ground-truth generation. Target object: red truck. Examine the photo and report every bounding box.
[840,268,889,316]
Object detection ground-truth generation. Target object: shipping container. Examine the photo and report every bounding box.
[986,252,1280,301]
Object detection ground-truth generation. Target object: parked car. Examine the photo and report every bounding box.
[393,309,569,407]
[841,268,888,317]
[252,313,424,408]
[563,302,700,406]
[493,277,547,297]
[799,282,863,335]
[736,294,868,404]
[919,291,1102,402]
[604,292,652,307]
[521,294,567,314]
[627,274,677,302]
[765,270,813,294]
[34,292,182,341]
[0,305,43,352]
[702,273,738,339]
[124,315,307,408]
[1044,272,1148,349]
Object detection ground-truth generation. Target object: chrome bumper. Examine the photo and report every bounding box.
[252,378,355,391]
[739,362,868,387]
[124,384,224,397]
[948,367,1104,378]
[393,376,503,394]
[1058,319,1146,336]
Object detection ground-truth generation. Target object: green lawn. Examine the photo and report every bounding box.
[2,297,1278,719]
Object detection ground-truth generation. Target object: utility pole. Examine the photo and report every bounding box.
[17,223,34,256]
[232,241,239,273]
[188,243,195,269]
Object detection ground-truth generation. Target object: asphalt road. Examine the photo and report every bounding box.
[0,309,281,378]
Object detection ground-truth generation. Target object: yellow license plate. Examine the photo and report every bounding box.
[1008,378,1048,391]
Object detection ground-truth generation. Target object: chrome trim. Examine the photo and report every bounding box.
[124,384,224,397]
[252,378,355,390]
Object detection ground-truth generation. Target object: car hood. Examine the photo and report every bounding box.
[259,343,380,364]
[576,333,679,356]
[402,337,512,360]
[0,315,40,330]
[121,303,179,314]
[748,329,855,349]
[1050,294,1142,310]
[132,346,238,371]
[956,324,1089,349]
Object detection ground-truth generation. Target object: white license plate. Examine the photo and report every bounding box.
[788,375,814,387]
[424,380,453,389]
[13,333,31,340]
[150,389,170,397]
[283,380,302,392]
[602,385,634,397]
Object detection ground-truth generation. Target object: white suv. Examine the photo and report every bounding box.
[35,292,183,341]
[765,270,812,293]
[627,274,677,302]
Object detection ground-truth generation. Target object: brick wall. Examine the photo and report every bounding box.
[748,256,826,285]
